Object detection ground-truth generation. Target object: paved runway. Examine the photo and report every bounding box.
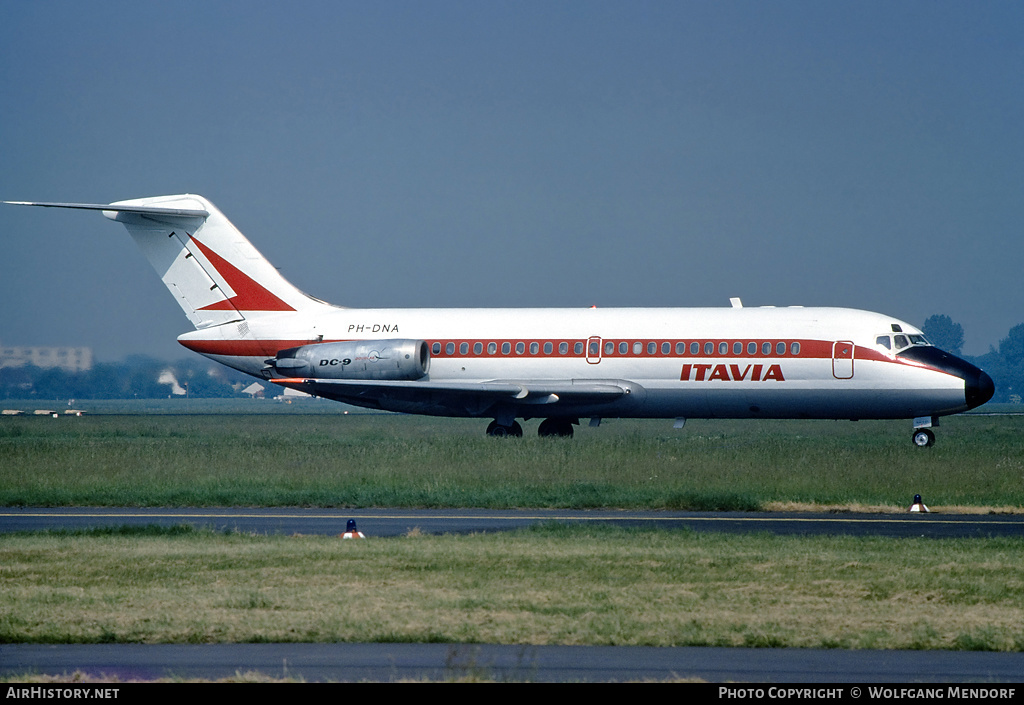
[3,507,1022,682]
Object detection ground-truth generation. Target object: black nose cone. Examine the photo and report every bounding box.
[966,368,995,409]
[897,346,995,410]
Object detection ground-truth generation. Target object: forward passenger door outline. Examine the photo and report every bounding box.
[833,341,855,379]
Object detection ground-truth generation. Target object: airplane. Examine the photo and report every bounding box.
[6,194,994,446]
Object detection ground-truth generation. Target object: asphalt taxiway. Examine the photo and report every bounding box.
[2,506,1022,538]
[4,643,1024,683]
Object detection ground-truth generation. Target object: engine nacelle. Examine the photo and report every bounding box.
[268,339,429,380]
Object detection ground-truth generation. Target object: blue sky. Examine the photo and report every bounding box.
[2,1,1021,360]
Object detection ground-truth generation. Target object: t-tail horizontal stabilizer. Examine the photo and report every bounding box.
[6,195,328,329]
[5,200,210,219]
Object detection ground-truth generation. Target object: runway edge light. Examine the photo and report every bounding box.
[341,519,366,539]
[908,494,930,513]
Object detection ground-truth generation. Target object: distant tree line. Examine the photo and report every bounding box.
[0,356,254,400]
[923,315,1023,403]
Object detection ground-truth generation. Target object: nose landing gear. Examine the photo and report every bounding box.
[912,428,935,448]
[911,416,938,447]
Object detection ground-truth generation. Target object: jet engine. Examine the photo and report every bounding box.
[267,339,429,380]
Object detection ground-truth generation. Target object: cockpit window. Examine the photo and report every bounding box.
[889,333,932,353]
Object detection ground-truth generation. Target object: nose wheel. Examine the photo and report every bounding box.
[912,428,935,447]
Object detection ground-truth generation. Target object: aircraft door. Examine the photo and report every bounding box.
[832,341,855,379]
[587,336,602,364]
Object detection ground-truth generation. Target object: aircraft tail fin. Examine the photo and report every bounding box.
[7,195,331,329]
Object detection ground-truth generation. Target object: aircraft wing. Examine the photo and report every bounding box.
[269,377,628,413]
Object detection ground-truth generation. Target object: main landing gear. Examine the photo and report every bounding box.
[485,418,577,438]
[486,420,523,437]
[538,418,575,438]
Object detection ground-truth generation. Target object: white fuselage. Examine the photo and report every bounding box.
[179,305,972,421]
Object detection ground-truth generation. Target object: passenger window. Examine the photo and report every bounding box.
[662,342,671,355]
[776,342,786,355]
[650,342,658,355]
[791,342,800,355]
[589,341,600,356]
[747,342,757,355]
[606,341,615,355]
[446,342,455,355]
[634,342,643,355]
[530,342,539,354]
[432,342,441,355]
[677,342,686,355]
[474,342,483,354]
[691,342,699,355]
[460,342,469,355]
[762,342,771,355]
[618,341,627,354]
[574,342,583,355]
[560,342,569,355]
[501,342,510,354]
[719,342,728,355]
[488,342,497,354]
[733,342,742,355]
[543,342,552,355]
[704,342,714,355]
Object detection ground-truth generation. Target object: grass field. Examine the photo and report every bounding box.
[1,409,1022,509]
[3,408,1022,652]
[2,524,1022,650]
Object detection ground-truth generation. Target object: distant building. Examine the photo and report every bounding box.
[0,341,93,373]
